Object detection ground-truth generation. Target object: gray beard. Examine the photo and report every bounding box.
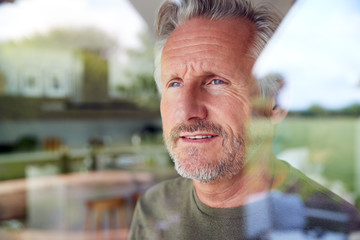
[164,120,247,184]
[164,119,273,184]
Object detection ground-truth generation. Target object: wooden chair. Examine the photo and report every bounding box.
[85,197,128,231]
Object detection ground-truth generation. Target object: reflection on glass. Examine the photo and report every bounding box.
[254,0,360,208]
[0,0,169,239]
[129,0,360,239]
[0,0,359,239]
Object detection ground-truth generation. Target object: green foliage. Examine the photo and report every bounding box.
[117,73,160,110]
[136,74,158,94]
[289,104,360,117]
[117,31,160,110]
[340,104,360,116]
[14,135,39,152]
[0,71,5,93]
[307,104,330,116]
[81,51,109,102]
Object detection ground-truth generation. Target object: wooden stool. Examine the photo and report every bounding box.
[85,197,128,231]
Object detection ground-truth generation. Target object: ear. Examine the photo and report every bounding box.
[270,103,288,124]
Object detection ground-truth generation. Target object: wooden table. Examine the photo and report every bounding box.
[0,170,154,239]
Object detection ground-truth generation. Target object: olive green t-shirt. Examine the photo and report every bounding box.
[130,177,250,239]
[129,161,360,239]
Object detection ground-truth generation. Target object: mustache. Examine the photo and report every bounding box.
[169,120,228,142]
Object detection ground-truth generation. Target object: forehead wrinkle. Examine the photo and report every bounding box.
[172,17,253,40]
[163,39,253,80]
[164,55,235,81]
[164,50,249,83]
[164,42,221,54]
[161,17,256,85]
[165,18,255,55]
[178,60,210,81]
[164,34,249,56]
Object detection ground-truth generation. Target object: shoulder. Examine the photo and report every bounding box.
[278,160,360,232]
[278,160,341,201]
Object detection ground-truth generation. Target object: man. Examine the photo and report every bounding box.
[129,0,360,239]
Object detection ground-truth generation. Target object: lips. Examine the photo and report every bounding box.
[184,135,214,139]
[169,120,225,144]
[180,134,217,141]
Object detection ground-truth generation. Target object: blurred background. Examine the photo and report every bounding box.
[0,0,359,239]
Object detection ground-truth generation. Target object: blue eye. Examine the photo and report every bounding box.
[169,82,183,87]
[211,79,225,85]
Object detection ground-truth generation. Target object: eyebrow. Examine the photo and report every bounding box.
[164,71,223,81]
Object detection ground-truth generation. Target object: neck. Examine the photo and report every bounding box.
[193,142,288,208]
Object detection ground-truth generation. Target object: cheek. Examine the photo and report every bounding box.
[209,95,252,122]
[160,99,167,124]
[222,106,248,131]
[160,97,175,133]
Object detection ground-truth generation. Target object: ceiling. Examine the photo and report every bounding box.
[0,0,14,3]
[0,0,296,31]
[129,0,296,34]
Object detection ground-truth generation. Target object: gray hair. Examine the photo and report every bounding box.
[154,0,281,97]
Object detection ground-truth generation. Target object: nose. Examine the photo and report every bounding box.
[177,86,208,121]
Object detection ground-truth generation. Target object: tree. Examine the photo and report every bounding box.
[339,104,360,116]
[302,104,330,117]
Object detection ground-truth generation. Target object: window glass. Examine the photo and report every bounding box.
[254,0,360,206]
[0,0,166,238]
[0,0,359,238]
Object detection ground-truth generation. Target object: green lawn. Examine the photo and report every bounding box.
[274,117,359,192]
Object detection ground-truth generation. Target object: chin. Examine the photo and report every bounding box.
[173,154,245,184]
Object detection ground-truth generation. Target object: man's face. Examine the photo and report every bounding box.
[160,17,257,183]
